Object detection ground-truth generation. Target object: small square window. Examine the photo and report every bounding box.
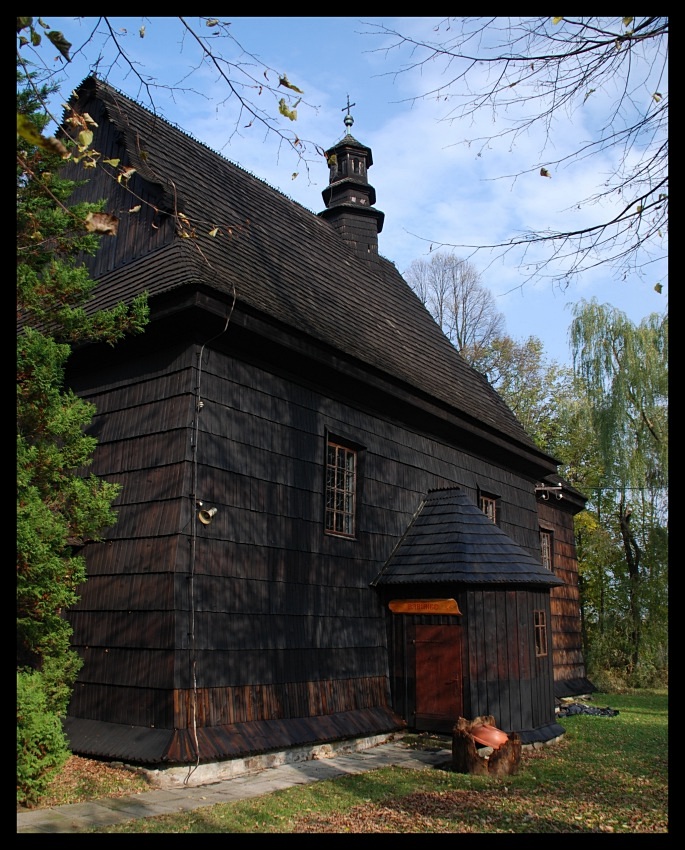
[534,610,548,657]
[325,439,357,538]
[479,494,498,524]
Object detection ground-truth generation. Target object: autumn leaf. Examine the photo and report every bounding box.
[103,158,121,167]
[129,205,141,214]
[208,227,219,237]
[46,29,71,62]
[278,98,298,121]
[551,17,563,25]
[291,173,298,180]
[139,26,145,38]
[206,19,219,27]
[654,283,663,294]
[540,168,551,178]
[77,130,93,150]
[44,136,69,157]
[17,113,68,156]
[84,212,119,235]
[652,92,662,102]
[117,166,137,184]
[279,74,304,94]
[17,113,47,145]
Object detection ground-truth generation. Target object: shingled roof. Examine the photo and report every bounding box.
[372,488,564,587]
[61,76,558,470]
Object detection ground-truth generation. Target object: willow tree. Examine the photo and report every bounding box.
[570,298,668,679]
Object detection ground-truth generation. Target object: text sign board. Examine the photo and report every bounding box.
[388,598,461,615]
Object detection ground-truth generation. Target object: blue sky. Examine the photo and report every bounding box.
[39,16,668,366]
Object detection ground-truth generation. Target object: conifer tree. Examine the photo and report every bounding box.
[17,67,148,805]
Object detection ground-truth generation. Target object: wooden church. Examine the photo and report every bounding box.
[56,76,593,768]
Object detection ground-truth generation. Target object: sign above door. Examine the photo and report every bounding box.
[388,598,461,615]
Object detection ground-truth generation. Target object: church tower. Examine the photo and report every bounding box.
[318,98,385,262]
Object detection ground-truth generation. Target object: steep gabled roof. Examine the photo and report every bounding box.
[372,488,564,587]
[61,76,557,468]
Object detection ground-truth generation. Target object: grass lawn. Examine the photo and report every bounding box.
[40,689,669,833]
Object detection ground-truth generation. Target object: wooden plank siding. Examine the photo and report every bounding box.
[65,323,552,740]
[173,678,391,728]
[537,498,589,687]
[62,94,177,278]
[52,77,581,762]
[380,585,556,738]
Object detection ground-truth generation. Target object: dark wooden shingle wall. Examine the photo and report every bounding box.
[65,314,550,740]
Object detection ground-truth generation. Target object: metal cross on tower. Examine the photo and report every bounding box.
[342,95,356,132]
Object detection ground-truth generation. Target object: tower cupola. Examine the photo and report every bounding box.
[318,98,385,263]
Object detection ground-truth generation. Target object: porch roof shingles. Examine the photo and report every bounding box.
[373,488,564,587]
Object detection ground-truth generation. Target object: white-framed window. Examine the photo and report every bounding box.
[479,493,498,524]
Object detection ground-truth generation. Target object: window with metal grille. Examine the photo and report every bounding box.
[540,529,554,570]
[534,610,548,657]
[325,440,357,537]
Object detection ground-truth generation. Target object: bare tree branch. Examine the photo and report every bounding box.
[362,17,668,289]
[405,253,505,352]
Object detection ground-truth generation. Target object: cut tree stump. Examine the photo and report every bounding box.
[451,715,521,776]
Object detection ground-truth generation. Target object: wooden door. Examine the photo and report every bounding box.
[414,624,463,733]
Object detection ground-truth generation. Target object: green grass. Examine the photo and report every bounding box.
[93,690,668,833]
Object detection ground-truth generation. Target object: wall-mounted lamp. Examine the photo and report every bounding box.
[535,485,563,501]
[198,506,218,525]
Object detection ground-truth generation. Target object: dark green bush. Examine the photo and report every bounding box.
[17,669,70,808]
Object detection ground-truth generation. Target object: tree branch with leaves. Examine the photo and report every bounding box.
[16,16,328,181]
